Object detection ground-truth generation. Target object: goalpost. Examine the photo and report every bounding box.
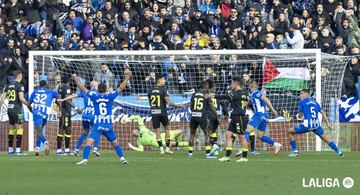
[26,49,348,152]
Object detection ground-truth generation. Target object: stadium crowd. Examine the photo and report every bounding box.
[0,0,359,96]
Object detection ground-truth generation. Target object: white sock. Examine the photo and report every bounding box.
[8,147,14,153]
[93,147,98,151]
[15,148,21,153]
[64,148,70,153]
[56,149,62,153]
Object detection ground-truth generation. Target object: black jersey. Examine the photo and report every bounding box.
[216,89,248,116]
[148,86,169,116]
[190,90,212,118]
[58,84,72,116]
[6,81,25,111]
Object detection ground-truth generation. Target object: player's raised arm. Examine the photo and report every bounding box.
[117,69,132,93]
[72,74,89,93]
[261,95,278,117]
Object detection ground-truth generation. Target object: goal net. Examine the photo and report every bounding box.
[16,49,350,152]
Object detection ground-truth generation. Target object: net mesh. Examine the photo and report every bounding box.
[1,50,357,152]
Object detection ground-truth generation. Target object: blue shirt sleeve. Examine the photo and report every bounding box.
[52,90,60,99]
[298,100,304,113]
[29,91,35,103]
[108,91,119,100]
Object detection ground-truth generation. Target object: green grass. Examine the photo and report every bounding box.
[0,151,359,195]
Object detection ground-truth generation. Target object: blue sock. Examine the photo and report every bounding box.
[114,145,124,158]
[94,138,100,149]
[83,146,91,160]
[245,131,250,142]
[260,136,275,145]
[76,133,87,150]
[36,136,42,148]
[290,140,297,151]
[41,135,47,143]
[328,141,340,153]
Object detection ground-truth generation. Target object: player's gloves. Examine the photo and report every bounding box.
[282,109,292,121]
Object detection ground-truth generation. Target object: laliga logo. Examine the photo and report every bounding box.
[302,177,354,188]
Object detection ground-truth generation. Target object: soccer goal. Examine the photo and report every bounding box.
[25,49,349,152]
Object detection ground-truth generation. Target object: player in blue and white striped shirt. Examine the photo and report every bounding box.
[288,89,343,157]
[73,70,131,165]
[245,81,282,154]
[29,77,60,156]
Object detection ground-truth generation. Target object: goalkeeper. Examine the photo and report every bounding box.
[128,115,189,151]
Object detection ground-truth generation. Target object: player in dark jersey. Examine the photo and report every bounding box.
[58,81,101,157]
[1,70,31,155]
[207,79,229,156]
[56,76,82,155]
[188,80,216,159]
[147,74,184,154]
[212,76,249,162]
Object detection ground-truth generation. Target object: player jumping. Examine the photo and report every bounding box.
[244,81,282,154]
[127,115,189,151]
[29,76,60,156]
[74,69,131,165]
[148,74,184,154]
[288,89,343,157]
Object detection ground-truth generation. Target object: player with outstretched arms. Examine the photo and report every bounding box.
[288,89,343,157]
[244,81,282,154]
[1,70,31,155]
[148,74,184,154]
[213,77,249,162]
[56,76,82,155]
[73,69,131,165]
[29,76,60,156]
[188,80,216,159]
[127,115,189,151]
[58,81,101,156]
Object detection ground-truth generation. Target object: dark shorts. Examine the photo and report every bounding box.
[59,116,72,129]
[227,115,247,135]
[152,115,169,129]
[190,117,208,131]
[207,114,219,133]
[8,109,23,125]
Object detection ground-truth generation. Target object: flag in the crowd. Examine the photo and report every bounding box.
[262,58,310,90]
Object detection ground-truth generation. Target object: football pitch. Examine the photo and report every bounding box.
[0,151,359,195]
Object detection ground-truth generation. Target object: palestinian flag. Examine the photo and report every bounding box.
[262,58,310,90]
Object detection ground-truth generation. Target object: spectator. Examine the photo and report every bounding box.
[200,0,216,15]
[342,56,360,97]
[276,34,289,49]
[94,63,115,90]
[285,24,304,49]
[0,25,8,50]
[265,33,279,49]
[320,28,334,53]
[305,30,322,49]
[330,36,347,55]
